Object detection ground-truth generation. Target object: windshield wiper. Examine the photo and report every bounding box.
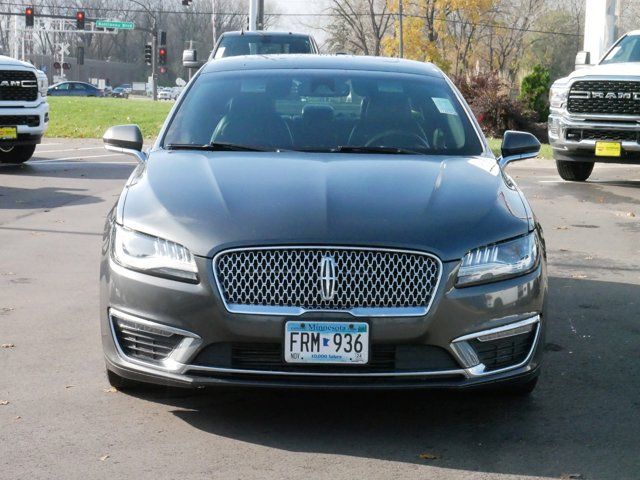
[166,142,272,152]
[334,145,426,155]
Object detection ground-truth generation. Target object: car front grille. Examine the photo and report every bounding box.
[112,316,183,363]
[192,342,460,373]
[566,128,638,142]
[0,71,38,102]
[469,329,536,371]
[214,247,441,314]
[0,115,40,127]
[567,80,640,116]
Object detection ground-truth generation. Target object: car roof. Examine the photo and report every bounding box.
[220,31,312,39]
[201,54,443,78]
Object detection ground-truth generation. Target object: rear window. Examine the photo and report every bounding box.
[163,69,484,156]
[214,35,314,59]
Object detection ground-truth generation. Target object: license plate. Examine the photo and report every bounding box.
[284,321,369,364]
[0,126,17,140]
[595,141,621,157]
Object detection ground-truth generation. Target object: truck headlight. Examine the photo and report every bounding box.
[111,224,198,282]
[549,81,569,109]
[36,71,48,96]
[457,233,538,287]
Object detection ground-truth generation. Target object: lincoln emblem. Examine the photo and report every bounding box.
[319,256,337,301]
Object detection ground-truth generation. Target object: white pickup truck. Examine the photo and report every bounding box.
[548,31,640,181]
[0,55,49,164]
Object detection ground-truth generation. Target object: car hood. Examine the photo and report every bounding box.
[120,151,531,261]
[567,62,640,80]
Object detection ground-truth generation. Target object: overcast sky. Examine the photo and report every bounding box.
[266,0,331,46]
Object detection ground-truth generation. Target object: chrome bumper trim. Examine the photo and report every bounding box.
[108,311,542,381]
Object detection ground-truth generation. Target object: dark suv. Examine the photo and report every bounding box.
[210,31,319,60]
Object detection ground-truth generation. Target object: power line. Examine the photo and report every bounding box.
[0,2,580,38]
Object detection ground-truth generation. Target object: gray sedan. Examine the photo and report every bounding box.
[101,55,546,393]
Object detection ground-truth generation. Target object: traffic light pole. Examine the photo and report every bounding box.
[151,27,157,101]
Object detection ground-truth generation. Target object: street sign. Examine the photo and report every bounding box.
[95,20,135,30]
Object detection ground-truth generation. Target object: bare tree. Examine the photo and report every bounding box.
[324,0,392,55]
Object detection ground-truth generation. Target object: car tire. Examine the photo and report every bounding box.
[556,160,594,182]
[0,144,36,164]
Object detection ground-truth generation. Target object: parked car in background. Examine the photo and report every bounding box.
[116,83,132,94]
[0,55,49,164]
[101,55,546,395]
[157,88,173,101]
[549,30,640,181]
[48,81,103,97]
[210,31,319,60]
[111,86,129,99]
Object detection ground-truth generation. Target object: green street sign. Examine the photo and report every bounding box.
[95,20,135,30]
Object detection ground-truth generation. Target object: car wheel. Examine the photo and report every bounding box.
[556,160,594,182]
[0,144,36,164]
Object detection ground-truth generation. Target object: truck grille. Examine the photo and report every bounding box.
[0,71,38,102]
[567,80,640,116]
[566,128,638,142]
[0,115,39,127]
[214,247,440,313]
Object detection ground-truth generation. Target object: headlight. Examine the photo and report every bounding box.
[36,71,48,96]
[111,224,198,282]
[549,80,569,109]
[457,233,538,287]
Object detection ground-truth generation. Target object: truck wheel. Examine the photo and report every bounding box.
[556,160,594,182]
[0,145,36,164]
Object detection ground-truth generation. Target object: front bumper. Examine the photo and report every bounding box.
[548,113,640,163]
[100,247,548,389]
[0,101,49,146]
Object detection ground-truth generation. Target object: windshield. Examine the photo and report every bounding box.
[214,35,314,59]
[163,69,483,156]
[601,35,640,64]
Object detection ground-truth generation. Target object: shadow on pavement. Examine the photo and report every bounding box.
[0,185,102,209]
[0,160,134,181]
[124,276,640,479]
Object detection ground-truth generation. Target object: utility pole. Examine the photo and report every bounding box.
[249,0,257,31]
[398,0,403,58]
[211,0,217,45]
[249,0,263,31]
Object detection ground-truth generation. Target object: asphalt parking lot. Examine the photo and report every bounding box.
[1,139,639,480]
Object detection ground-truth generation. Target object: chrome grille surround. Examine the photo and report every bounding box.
[213,246,442,317]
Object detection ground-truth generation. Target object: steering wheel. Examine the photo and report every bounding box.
[365,130,430,150]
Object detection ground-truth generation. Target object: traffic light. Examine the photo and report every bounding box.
[158,47,167,65]
[144,44,152,65]
[25,6,34,27]
[159,31,166,46]
[77,46,84,66]
[76,11,85,30]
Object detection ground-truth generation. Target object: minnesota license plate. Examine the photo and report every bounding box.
[284,321,369,364]
[595,141,621,157]
[0,126,17,140]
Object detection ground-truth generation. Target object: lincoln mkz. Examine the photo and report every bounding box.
[100,55,547,394]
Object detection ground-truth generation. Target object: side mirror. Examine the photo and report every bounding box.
[183,49,203,69]
[575,51,591,69]
[498,130,540,168]
[103,124,146,163]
